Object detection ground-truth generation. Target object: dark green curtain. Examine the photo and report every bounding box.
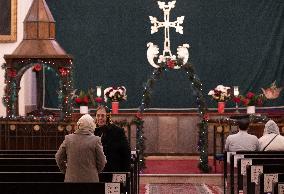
[44,67,60,108]
[44,0,284,109]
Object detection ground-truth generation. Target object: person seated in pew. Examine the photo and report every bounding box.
[55,114,107,182]
[258,119,284,151]
[94,105,131,172]
[225,118,260,151]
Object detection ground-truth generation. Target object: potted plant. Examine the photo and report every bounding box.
[74,90,90,114]
[234,91,265,114]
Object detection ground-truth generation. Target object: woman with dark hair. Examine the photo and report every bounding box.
[225,118,259,151]
[94,105,131,172]
[55,114,106,182]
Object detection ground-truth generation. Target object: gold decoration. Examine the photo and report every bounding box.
[58,125,64,132]
[9,124,16,131]
[216,125,223,133]
[33,125,40,131]
[66,125,72,132]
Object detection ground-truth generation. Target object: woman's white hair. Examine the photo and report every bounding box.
[77,114,96,131]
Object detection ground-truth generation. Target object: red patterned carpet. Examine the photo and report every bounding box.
[141,158,223,174]
[139,157,224,194]
[144,183,223,194]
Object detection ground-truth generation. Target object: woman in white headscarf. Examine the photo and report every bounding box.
[55,114,106,182]
[258,120,284,151]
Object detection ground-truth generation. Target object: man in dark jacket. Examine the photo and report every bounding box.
[94,105,131,172]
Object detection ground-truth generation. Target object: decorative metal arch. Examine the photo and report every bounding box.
[137,61,210,172]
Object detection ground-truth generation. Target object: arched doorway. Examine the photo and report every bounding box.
[2,58,73,121]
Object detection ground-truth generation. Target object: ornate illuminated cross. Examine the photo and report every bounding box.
[147,1,189,69]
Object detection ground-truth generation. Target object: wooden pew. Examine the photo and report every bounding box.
[0,172,64,182]
[131,150,139,194]
[258,173,284,194]
[272,182,284,194]
[0,168,133,191]
[237,156,284,193]
[227,151,284,194]
[0,165,59,172]
[0,154,55,158]
[0,158,56,165]
[0,150,137,194]
[0,169,133,193]
[0,162,133,193]
[0,150,56,160]
[99,151,139,194]
[0,150,56,154]
[0,182,123,194]
[245,164,284,194]
[0,151,58,171]
[100,172,130,194]
[224,152,232,194]
[0,170,131,193]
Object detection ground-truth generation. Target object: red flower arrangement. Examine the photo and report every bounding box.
[104,86,127,102]
[208,85,231,102]
[74,91,89,106]
[95,97,103,103]
[233,91,265,106]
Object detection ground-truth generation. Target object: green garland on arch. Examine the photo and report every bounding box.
[138,59,210,173]
[112,117,146,171]
[132,114,146,170]
[1,60,74,121]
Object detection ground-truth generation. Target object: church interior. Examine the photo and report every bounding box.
[0,0,284,193]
